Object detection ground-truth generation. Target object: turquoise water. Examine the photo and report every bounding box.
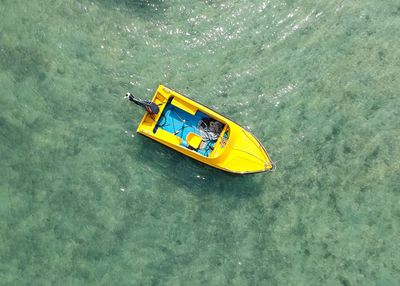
[1,0,399,284]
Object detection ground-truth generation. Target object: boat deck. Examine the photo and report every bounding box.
[153,98,222,157]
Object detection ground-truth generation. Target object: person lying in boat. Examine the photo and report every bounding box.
[197,118,223,141]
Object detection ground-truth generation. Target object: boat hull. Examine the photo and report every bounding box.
[135,85,274,174]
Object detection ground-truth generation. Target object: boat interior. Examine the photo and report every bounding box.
[153,96,228,157]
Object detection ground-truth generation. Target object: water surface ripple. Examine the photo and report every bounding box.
[1,0,399,285]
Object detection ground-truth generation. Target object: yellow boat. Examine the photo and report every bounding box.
[126,85,274,174]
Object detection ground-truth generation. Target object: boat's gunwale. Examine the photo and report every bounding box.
[136,131,270,175]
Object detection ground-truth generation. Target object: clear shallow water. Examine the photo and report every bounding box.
[1,0,399,285]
